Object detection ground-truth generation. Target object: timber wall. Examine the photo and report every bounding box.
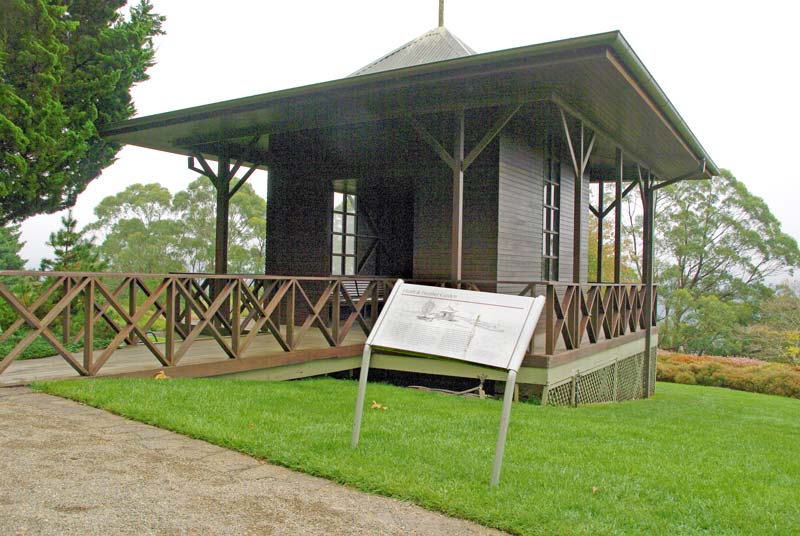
[412,141,499,280]
[265,110,589,284]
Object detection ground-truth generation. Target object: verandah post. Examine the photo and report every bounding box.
[451,109,465,281]
[641,173,656,397]
[614,148,623,284]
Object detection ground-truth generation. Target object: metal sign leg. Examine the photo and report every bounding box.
[351,344,373,448]
[490,369,517,486]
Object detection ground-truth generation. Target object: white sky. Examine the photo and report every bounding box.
[19,0,800,268]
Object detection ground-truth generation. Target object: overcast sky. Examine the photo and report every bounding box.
[18,0,800,268]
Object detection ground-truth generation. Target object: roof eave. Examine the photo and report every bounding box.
[101,30,717,178]
[100,31,625,139]
[606,33,719,177]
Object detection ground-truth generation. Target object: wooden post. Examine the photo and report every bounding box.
[331,281,341,344]
[285,280,295,350]
[128,278,138,346]
[231,278,241,357]
[189,153,261,333]
[570,371,578,407]
[614,148,623,284]
[370,282,379,327]
[215,156,231,276]
[83,278,94,374]
[559,108,595,284]
[451,110,465,281]
[165,279,175,366]
[570,284,580,349]
[596,180,604,283]
[545,284,555,355]
[62,277,71,345]
[641,173,655,397]
[573,122,583,284]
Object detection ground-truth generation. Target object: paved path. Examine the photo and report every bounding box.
[0,387,503,536]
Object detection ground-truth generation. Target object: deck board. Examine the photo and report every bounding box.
[0,323,622,386]
[0,330,368,386]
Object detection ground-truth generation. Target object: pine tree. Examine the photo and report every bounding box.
[0,224,26,270]
[40,211,105,272]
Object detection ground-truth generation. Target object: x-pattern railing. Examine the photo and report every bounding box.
[0,271,654,378]
[546,283,657,354]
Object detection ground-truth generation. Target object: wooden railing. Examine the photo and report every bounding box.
[408,280,657,355]
[0,271,655,378]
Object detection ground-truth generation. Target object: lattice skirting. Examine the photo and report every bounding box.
[544,348,657,406]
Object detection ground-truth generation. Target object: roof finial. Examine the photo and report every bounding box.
[438,0,444,27]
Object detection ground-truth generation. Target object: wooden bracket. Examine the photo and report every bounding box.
[463,105,521,171]
[189,153,219,188]
[406,116,458,171]
[407,104,522,173]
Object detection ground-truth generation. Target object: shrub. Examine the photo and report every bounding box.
[0,333,115,361]
[657,351,800,399]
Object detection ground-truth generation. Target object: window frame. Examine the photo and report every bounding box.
[542,141,561,281]
[332,191,358,276]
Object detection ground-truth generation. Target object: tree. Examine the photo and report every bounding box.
[89,179,267,274]
[88,183,183,273]
[0,0,164,223]
[0,224,26,270]
[652,170,800,352]
[172,178,266,273]
[587,205,638,283]
[39,210,104,272]
[737,282,800,363]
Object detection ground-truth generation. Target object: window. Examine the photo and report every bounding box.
[542,146,560,280]
[332,191,357,275]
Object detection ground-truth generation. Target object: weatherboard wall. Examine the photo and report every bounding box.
[265,120,588,285]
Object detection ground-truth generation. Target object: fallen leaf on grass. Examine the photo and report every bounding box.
[592,486,600,494]
[370,400,389,410]
[153,371,169,380]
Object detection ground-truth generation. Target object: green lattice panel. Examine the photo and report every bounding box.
[546,381,573,406]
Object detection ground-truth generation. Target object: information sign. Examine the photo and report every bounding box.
[368,284,540,370]
[351,280,545,486]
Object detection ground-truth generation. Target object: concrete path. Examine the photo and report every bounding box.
[0,387,503,536]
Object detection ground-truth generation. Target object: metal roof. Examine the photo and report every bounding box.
[101,31,718,180]
[349,26,475,77]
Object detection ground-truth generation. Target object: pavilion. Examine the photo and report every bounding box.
[0,14,717,404]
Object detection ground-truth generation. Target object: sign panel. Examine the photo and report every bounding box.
[353,280,546,485]
[367,283,539,371]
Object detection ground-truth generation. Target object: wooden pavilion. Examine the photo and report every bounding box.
[0,22,717,404]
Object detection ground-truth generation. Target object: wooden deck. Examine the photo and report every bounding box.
[0,331,367,386]
[0,272,655,387]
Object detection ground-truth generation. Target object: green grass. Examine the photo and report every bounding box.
[33,379,800,536]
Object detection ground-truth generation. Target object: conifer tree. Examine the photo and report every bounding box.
[0,224,26,270]
[40,210,105,272]
[0,0,165,223]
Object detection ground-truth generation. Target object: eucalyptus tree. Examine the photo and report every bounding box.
[173,178,266,274]
[87,183,183,274]
[653,169,800,353]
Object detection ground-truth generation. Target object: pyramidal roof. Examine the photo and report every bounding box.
[349,26,476,77]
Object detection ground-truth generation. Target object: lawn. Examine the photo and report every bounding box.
[33,378,800,536]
